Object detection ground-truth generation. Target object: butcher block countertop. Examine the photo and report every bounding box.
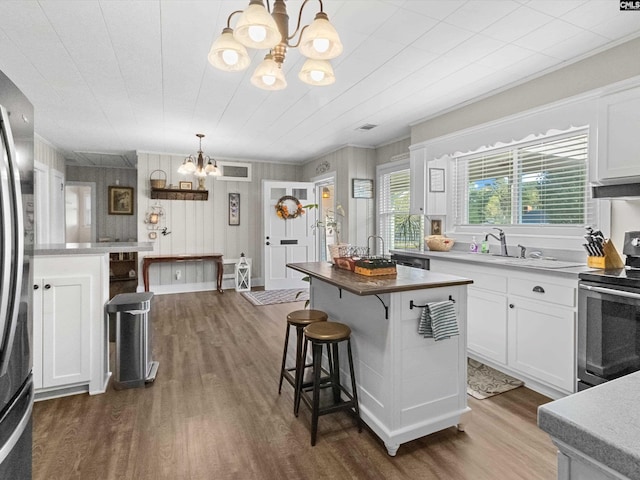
[287,262,473,296]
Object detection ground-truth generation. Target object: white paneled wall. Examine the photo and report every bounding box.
[136,152,299,293]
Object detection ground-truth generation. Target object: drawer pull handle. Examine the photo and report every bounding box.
[532,285,545,293]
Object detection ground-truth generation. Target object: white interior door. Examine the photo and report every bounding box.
[263,180,316,290]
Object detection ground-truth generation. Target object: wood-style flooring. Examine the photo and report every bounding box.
[33,290,558,480]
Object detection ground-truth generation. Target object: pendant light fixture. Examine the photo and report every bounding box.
[178,134,221,190]
[208,0,342,90]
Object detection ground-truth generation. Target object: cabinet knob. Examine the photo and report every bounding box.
[266,242,270,246]
[44,284,51,290]
[33,284,39,290]
[509,303,514,309]
[532,285,545,293]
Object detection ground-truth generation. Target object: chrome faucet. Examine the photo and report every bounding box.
[367,235,385,258]
[484,228,508,256]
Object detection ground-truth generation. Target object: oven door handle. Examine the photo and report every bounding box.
[579,283,640,300]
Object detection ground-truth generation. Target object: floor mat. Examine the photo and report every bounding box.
[241,289,309,306]
[467,358,524,399]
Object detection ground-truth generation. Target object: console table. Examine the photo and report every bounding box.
[142,254,224,293]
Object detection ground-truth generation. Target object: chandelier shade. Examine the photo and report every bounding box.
[298,58,334,86]
[209,0,342,91]
[208,27,251,71]
[233,1,281,49]
[298,12,343,60]
[251,54,287,90]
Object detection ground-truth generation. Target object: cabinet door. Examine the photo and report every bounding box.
[468,287,508,364]
[32,280,43,389]
[40,276,91,388]
[508,297,575,393]
[597,87,640,180]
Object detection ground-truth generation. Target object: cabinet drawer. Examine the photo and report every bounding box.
[509,277,575,307]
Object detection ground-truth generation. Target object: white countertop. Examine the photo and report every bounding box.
[34,242,154,256]
[390,249,597,276]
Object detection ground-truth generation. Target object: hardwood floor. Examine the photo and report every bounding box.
[33,291,558,479]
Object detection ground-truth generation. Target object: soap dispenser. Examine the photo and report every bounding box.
[470,236,478,253]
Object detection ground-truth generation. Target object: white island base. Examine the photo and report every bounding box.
[308,275,471,456]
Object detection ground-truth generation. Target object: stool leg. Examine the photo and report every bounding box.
[310,341,323,446]
[278,323,291,394]
[292,325,305,413]
[331,342,341,404]
[294,335,308,417]
[347,338,362,433]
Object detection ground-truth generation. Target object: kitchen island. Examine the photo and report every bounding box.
[287,262,473,456]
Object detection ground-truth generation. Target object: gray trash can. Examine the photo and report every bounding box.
[105,292,159,390]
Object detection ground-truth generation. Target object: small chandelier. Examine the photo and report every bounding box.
[178,133,221,190]
[208,0,343,91]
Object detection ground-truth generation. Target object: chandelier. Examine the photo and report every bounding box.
[177,133,221,190]
[208,0,343,90]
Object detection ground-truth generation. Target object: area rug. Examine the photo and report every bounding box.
[241,289,309,306]
[467,358,524,399]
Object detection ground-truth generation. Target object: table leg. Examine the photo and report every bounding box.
[143,260,150,292]
[216,257,224,293]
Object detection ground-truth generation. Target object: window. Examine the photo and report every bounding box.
[378,163,423,254]
[453,130,591,228]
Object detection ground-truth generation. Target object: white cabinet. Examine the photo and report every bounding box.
[33,254,110,399]
[33,276,91,389]
[508,298,575,393]
[596,86,640,181]
[409,147,426,215]
[468,288,507,364]
[429,258,577,397]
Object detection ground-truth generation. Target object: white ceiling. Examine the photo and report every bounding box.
[0,0,639,168]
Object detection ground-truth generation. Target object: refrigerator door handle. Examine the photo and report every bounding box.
[0,104,24,377]
[0,378,33,465]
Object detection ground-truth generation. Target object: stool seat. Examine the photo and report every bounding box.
[287,309,328,327]
[304,321,351,342]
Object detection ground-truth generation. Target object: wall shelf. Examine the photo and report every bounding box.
[151,188,208,201]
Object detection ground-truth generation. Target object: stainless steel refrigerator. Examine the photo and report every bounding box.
[0,69,34,478]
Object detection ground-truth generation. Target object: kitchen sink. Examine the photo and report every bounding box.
[432,251,585,269]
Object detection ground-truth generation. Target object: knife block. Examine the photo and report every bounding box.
[587,240,624,269]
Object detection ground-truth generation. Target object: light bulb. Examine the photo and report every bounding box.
[310,70,325,82]
[262,75,276,86]
[248,25,267,43]
[222,49,239,66]
[313,38,330,53]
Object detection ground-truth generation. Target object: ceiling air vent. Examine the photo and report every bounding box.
[356,123,378,131]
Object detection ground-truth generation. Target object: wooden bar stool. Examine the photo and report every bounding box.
[278,309,328,409]
[296,321,362,446]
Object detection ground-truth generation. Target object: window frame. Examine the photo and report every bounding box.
[450,128,593,239]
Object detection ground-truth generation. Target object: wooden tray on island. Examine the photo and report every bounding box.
[354,258,397,277]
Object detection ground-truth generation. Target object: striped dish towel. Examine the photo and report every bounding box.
[417,300,458,341]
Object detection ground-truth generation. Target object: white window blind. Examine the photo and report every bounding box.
[378,166,423,253]
[453,130,591,227]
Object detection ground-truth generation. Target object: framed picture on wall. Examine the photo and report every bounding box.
[352,178,373,198]
[229,193,240,226]
[108,186,134,215]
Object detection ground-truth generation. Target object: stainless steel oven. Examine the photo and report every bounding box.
[578,279,640,390]
[578,232,640,390]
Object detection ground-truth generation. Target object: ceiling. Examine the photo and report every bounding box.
[0,1,639,168]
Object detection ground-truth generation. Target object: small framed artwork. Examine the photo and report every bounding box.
[429,168,445,193]
[179,181,192,190]
[229,193,240,226]
[431,219,442,235]
[352,178,373,198]
[108,186,134,215]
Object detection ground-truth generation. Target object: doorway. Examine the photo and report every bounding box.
[314,174,337,262]
[65,182,96,243]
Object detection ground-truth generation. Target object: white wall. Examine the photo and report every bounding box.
[137,152,299,291]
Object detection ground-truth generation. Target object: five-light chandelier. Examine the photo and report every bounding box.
[177,133,221,190]
[208,0,343,90]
